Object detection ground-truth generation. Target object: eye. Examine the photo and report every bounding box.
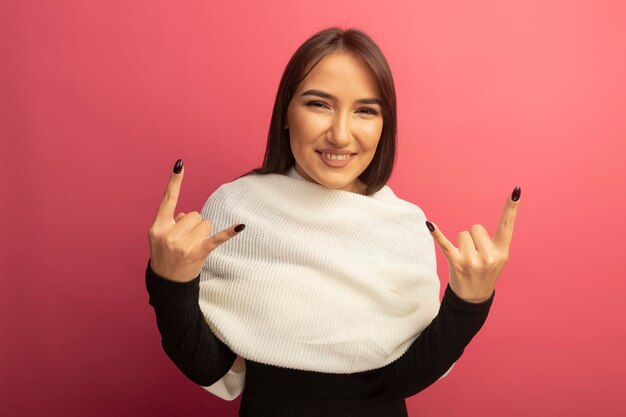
[358,108,379,115]
[305,101,329,109]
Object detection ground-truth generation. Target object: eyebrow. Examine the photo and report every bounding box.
[301,89,382,106]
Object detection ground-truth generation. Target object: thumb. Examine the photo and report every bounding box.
[425,220,459,262]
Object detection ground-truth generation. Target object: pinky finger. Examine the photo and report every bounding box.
[426,220,461,262]
[200,223,244,256]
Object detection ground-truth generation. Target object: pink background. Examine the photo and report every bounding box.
[2,0,625,416]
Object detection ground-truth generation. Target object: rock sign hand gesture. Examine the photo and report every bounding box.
[426,186,521,303]
[148,159,246,283]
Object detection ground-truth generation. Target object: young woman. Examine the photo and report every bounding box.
[146,27,521,417]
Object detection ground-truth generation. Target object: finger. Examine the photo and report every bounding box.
[175,212,186,222]
[458,231,477,259]
[426,221,461,263]
[468,224,493,255]
[493,186,521,251]
[187,217,213,242]
[201,223,246,255]
[172,211,203,236]
[155,159,184,225]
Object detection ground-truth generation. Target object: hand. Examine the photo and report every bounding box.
[231,355,246,373]
[426,186,521,303]
[148,159,245,283]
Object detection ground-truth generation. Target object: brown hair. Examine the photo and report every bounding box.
[237,26,397,196]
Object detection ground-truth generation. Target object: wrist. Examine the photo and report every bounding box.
[459,292,493,304]
[447,284,495,306]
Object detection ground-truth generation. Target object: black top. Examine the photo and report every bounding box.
[145,259,494,417]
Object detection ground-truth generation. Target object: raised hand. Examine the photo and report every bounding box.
[426,186,521,303]
[148,159,246,283]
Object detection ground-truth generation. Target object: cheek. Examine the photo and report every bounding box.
[291,106,330,133]
[288,112,317,151]
[357,121,383,150]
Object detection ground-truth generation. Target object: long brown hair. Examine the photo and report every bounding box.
[237,26,397,196]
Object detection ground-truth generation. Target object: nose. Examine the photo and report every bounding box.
[326,111,351,147]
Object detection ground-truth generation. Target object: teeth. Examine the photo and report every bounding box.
[322,152,352,160]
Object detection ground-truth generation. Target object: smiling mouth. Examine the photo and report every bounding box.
[315,151,357,160]
[315,151,357,168]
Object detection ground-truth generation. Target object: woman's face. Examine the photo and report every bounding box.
[286,52,384,195]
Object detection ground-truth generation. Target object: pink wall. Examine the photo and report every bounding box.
[2,0,625,416]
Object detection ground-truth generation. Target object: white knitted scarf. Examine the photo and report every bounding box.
[198,166,441,400]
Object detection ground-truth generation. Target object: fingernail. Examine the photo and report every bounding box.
[173,159,183,174]
[425,221,435,232]
[234,224,246,233]
[511,186,521,202]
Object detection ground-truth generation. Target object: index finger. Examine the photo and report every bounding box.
[154,159,184,224]
[493,185,521,251]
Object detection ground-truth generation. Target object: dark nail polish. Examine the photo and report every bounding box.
[511,186,521,202]
[234,224,246,233]
[173,159,183,174]
[425,221,435,232]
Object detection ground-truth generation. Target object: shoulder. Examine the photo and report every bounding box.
[212,171,271,193]
[375,185,427,219]
[203,172,284,206]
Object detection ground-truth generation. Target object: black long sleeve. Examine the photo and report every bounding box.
[145,258,237,386]
[381,283,494,398]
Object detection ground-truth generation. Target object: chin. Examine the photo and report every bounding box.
[319,175,356,190]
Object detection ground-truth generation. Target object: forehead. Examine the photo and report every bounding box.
[297,52,381,98]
